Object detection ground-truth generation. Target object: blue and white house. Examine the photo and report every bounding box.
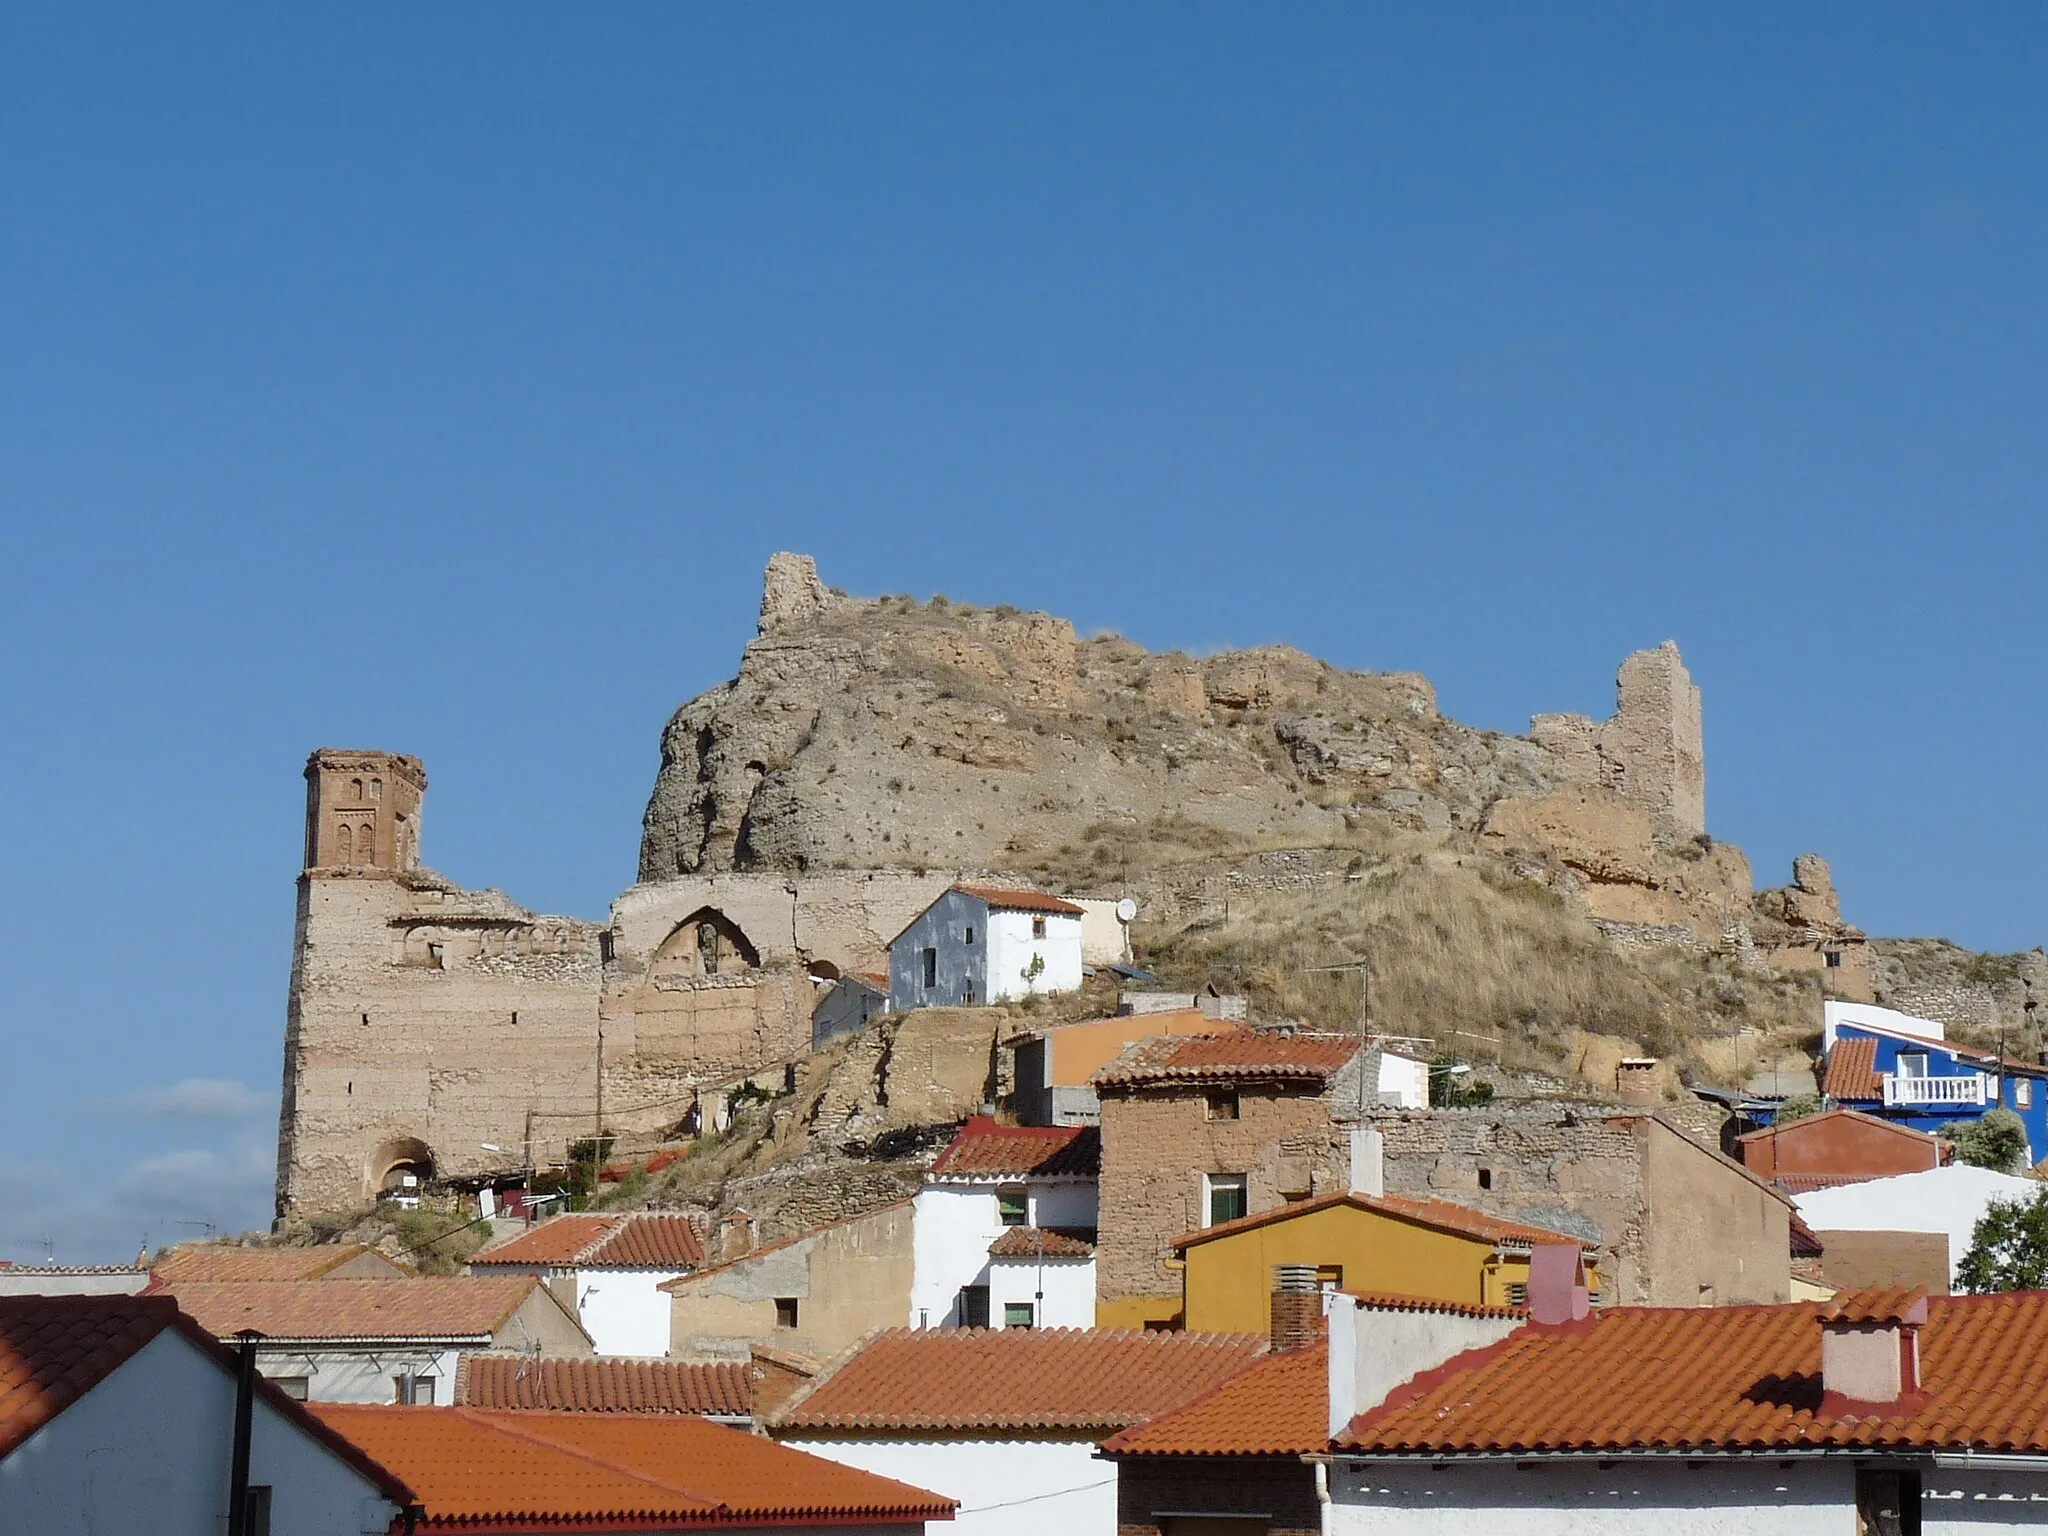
[1820,1001,2048,1164]
[888,885,1084,1012]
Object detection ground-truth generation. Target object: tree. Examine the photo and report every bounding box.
[1773,1092,1822,1126]
[1942,1108,2032,1174]
[1957,1186,2048,1293]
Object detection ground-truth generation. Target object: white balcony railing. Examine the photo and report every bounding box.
[1882,1073,1990,1108]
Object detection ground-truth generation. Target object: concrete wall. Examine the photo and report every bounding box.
[987,1256,1093,1328]
[1794,1165,2037,1290]
[985,907,1084,1004]
[1117,1455,1321,1536]
[1641,1117,1790,1307]
[258,1344,461,1404]
[0,1329,399,1536]
[574,1267,686,1356]
[785,1438,1111,1536]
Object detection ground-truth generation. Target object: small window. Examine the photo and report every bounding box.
[922,948,938,988]
[997,1186,1029,1226]
[959,1285,990,1329]
[1506,1282,1529,1307]
[370,776,383,801]
[964,925,975,945]
[774,1297,800,1329]
[1004,1302,1036,1329]
[1477,1168,1493,1190]
[1205,1090,1240,1121]
[1315,1265,1343,1291]
[1824,950,1843,969]
[392,1373,436,1404]
[1031,916,1047,939]
[1898,1053,1929,1079]
[1207,1173,1248,1227]
[241,1485,273,1536]
[268,1376,310,1401]
[2018,1079,2034,1109]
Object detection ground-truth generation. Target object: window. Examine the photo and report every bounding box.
[241,1485,273,1536]
[922,948,938,988]
[958,1285,990,1329]
[774,1297,800,1329]
[268,1376,310,1401]
[1506,1282,1529,1307]
[1897,1053,1929,1079]
[393,1373,436,1404]
[2020,1079,2035,1109]
[997,1186,1029,1226]
[1031,916,1047,939]
[1207,1173,1248,1227]
[1824,950,1843,969]
[1205,1090,1240,1121]
[370,776,383,801]
[964,925,975,945]
[1477,1168,1493,1190]
[1004,1302,1036,1330]
[1854,1468,1922,1536]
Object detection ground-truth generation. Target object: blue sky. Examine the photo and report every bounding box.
[3,7,2045,1260]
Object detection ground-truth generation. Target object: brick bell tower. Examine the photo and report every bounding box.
[303,750,427,874]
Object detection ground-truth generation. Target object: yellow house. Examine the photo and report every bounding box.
[1174,1191,1603,1332]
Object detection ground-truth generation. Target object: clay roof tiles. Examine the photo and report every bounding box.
[770,1327,1268,1434]
[156,1276,557,1343]
[151,1243,399,1284]
[1093,1028,1363,1088]
[1340,1290,2048,1457]
[1171,1191,1596,1255]
[1103,1342,1329,1458]
[948,884,1084,916]
[470,1213,705,1270]
[987,1227,1095,1259]
[311,1405,952,1528]
[457,1355,751,1417]
[1822,1037,1882,1100]
[931,1116,1100,1178]
[1348,1292,1530,1321]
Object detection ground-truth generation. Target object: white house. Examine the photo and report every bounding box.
[470,1212,706,1355]
[0,1293,412,1536]
[910,1117,1099,1330]
[889,886,1084,1012]
[768,1327,1266,1536]
[1792,1162,2036,1290]
[158,1275,592,1402]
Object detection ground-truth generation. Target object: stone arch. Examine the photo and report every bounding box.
[651,907,761,979]
[335,823,353,865]
[370,776,383,801]
[357,823,376,864]
[367,1136,435,1199]
[350,777,364,800]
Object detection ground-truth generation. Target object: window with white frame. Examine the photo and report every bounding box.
[1206,1173,1248,1227]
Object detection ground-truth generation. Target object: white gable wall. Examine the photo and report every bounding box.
[912,1182,1100,1329]
[257,1344,463,1404]
[788,1437,1110,1536]
[987,1255,1093,1328]
[985,907,1082,1003]
[575,1267,686,1356]
[0,1328,399,1536]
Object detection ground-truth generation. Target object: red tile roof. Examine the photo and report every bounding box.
[1341,1290,2048,1456]
[1171,1191,1596,1256]
[1823,1285,1928,1326]
[931,1117,1099,1178]
[988,1227,1095,1259]
[156,1276,565,1344]
[1103,1342,1328,1457]
[1349,1292,1529,1321]
[312,1405,953,1528]
[457,1355,751,1416]
[152,1243,403,1284]
[471,1212,706,1271]
[0,1296,413,1502]
[1789,1211,1826,1259]
[1823,1037,1881,1100]
[1094,1029,1363,1088]
[770,1328,1268,1434]
[950,885,1084,916]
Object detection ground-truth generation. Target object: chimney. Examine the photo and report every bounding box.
[1526,1243,1591,1325]
[720,1210,755,1263]
[1270,1265,1321,1354]
[1819,1288,1928,1418]
[1616,1057,1660,1108]
[1349,1123,1384,1198]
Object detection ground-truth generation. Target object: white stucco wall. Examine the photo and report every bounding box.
[1793,1165,2037,1288]
[988,1256,1093,1327]
[985,907,1082,1003]
[257,1345,461,1404]
[1377,1052,1428,1111]
[1824,1000,1946,1048]
[577,1267,685,1355]
[912,1181,1100,1329]
[788,1438,1112,1536]
[0,1329,399,1536]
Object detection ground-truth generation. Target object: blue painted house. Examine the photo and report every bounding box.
[1820,1001,2048,1165]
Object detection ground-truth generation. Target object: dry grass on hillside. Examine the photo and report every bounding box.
[1136,854,1818,1079]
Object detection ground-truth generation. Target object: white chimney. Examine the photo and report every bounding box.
[1349,1123,1384,1198]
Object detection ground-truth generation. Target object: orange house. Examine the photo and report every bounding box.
[1007,1009,1222,1125]
[1737,1107,1950,1191]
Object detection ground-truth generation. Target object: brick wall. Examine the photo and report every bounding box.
[1116,1457,1320,1536]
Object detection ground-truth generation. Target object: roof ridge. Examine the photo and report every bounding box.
[1100,1339,1305,1455]
[447,1407,724,1510]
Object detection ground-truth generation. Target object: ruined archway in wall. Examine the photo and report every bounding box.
[367,1136,435,1199]
[650,908,762,979]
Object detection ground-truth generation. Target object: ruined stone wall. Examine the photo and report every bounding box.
[1529,641,1704,843]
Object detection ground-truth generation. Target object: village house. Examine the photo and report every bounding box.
[1793,1162,2039,1293]
[1005,1008,1224,1127]
[767,1326,1267,1536]
[0,1294,413,1536]
[468,1211,705,1355]
[912,1117,1100,1330]
[312,1402,955,1534]
[889,886,1084,1011]
[1821,999,2048,1161]
[1738,1105,1952,1191]
[155,1276,592,1403]
[453,1352,754,1425]
[664,1201,915,1360]
[812,970,891,1049]
[0,1263,152,1298]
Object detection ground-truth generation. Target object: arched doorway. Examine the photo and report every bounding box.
[367,1136,436,1203]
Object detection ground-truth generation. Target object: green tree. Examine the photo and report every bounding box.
[1773,1092,1822,1126]
[1942,1108,2032,1174]
[1957,1186,2048,1293]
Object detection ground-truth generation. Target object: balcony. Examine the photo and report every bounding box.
[1882,1072,1990,1108]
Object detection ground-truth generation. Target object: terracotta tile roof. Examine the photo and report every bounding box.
[1823,1037,1881,1100]
[151,1243,400,1284]
[457,1355,750,1417]
[770,1327,1268,1434]
[988,1227,1095,1259]
[0,1296,413,1502]
[1349,1292,1529,1321]
[156,1276,559,1343]
[471,1213,705,1270]
[1103,1342,1328,1457]
[1171,1191,1596,1256]
[1094,1029,1363,1088]
[1789,1211,1826,1259]
[931,1116,1100,1178]
[1776,1172,1884,1195]
[1340,1290,2048,1456]
[312,1405,953,1527]
[950,884,1084,916]
[1823,1285,1928,1325]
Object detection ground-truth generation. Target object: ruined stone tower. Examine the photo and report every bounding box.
[1530,641,1705,843]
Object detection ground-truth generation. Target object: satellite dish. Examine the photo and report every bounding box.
[1115,898,1138,923]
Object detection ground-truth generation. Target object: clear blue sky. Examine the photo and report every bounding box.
[4,7,2045,1261]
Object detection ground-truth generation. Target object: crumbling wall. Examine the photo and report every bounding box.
[1529,641,1704,842]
